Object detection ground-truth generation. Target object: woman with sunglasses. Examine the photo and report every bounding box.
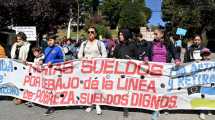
[78,26,107,115]
[78,26,107,59]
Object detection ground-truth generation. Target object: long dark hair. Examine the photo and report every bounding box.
[192,34,202,42]
[16,32,27,41]
[190,34,203,58]
[118,29,132,45]
[154,28,171,47]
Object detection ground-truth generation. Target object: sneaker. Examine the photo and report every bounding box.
[208,111,212,116]
[85,107,92,112]
[199,113,206,120]
[151,111,159,120]
[25,102,34,107]
[96,105,102,115]
[164,111,169,115]
[44,108,55,115]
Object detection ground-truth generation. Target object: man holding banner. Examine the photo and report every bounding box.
[78,26,107,115]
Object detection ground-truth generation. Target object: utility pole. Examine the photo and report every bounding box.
[77,0,79,42]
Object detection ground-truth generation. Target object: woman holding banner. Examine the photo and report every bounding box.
[184,35,212,120]
[184,35,204,63]
[113,29,138,60]
[10,32,32,105]
[113,28,139,117]
[144,28,181,120]
[11,32,31,61]
[78,26,107,115]
[145,28,181,64]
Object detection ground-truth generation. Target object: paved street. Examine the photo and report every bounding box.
[0,53,215,120]
[0,99,215,120]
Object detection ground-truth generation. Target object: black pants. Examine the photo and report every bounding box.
[123,108,129,117]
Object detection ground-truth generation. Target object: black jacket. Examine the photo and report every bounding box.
[113,42,138,59]
[135,40,149,60]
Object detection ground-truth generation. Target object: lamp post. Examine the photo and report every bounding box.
[76,0,79,42]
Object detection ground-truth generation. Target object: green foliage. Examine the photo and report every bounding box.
[0,0,151,36]
[100,0,123,29]
[118,0,148,31]
[162,0,215,37]
[101,0,151,30]
[81,0,100,16]
[83,15,109,39]
[95,24,109,39]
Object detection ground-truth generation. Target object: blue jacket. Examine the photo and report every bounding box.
[44,45,64,64]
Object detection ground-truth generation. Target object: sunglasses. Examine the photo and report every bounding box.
[88,31,95,34]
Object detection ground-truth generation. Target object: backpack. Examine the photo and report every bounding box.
[82,40,102,57]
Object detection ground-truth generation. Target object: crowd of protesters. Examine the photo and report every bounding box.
[0,26,213,120]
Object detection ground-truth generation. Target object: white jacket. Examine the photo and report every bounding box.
[11,42,31,61]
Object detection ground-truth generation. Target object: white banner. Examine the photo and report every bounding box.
[12,26,37,41]
[0,58,215,110]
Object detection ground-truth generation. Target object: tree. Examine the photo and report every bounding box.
[81,0,110,38]
[0,0,74,34]
[0,3,11,29]
[162,0,215,40]
[101,0,151,31]
[118,0,151,32]
[84,15,109,39]
[100,0,123,29]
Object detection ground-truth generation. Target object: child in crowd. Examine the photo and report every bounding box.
[200,48,211,61]
[32,47,44,65]
[25,47,44,107]
[199,48,212,120]
[43,34,64,115]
